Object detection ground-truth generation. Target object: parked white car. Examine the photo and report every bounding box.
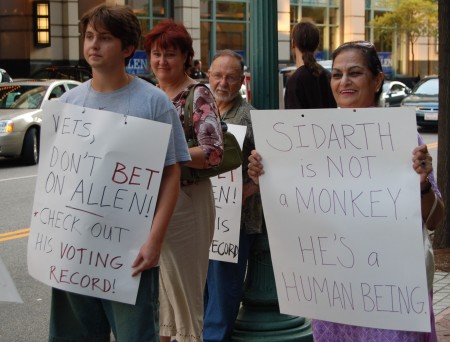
[0,79,81,164]
[0,68,13,83]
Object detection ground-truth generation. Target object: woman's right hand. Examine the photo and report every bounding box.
[248,150,264,185]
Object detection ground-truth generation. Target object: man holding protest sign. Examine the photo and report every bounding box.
[45,4,190,341]
[203,50,263,342]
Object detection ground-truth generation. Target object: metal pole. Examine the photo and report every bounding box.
[232,1,312,340]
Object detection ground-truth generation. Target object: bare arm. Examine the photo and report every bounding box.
[184,146,209,169]
[412,144,444,230]
[131,163,180,276]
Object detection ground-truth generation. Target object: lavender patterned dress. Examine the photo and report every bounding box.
[312,135,439,342]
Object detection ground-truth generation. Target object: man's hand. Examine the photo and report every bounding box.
[131,238,161,277]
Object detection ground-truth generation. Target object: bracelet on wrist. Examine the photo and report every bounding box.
[421,179,432,198]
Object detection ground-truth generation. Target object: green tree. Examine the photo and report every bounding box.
[371,0,438,77]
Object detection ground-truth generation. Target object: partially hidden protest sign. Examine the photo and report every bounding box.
[209,124,247,263]
[0,255,23,303]
[251,107,429,332]
[27,101,170,305]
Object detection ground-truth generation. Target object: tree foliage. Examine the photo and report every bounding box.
[371,0,438,76]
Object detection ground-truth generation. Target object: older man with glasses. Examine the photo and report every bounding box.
[203,49,263,342]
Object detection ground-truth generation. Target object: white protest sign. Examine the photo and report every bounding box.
[209,124,247,263]
[27,101,170,305]
[251,107,430,332]
[0,255,23,303]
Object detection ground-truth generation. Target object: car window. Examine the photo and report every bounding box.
[49,85,66,99]
[79,70,92,82]
[414,78,438,96]
[0,86,22,108]
[0,70,13,83]
[67,83,79,90]
[0,85,47,109]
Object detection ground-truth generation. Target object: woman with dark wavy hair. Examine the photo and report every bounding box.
[145,19,223,342]
[284,20,336,109]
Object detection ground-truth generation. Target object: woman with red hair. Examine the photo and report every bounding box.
[145,20,223,342]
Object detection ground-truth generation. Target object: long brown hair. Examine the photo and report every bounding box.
[292,21,322,77]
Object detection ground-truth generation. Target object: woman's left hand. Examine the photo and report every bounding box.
[412,144,432,187]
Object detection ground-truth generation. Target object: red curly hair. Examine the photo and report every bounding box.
[144,19,194,71]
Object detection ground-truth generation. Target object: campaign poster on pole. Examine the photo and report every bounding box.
[209,124,247,263]
[251,107,430,332]
[27,101,170,305]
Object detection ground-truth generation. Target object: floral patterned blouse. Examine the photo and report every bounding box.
[172,84,223,167]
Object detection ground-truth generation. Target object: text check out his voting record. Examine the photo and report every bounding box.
[27,101,171,305]
[251,107,430,332]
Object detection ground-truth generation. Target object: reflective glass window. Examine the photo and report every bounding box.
[216,2,245,20]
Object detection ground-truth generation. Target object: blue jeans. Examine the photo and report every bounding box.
[49,268,159,342]
[203,231,256,342]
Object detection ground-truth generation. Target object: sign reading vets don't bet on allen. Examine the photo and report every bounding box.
[27,101,170,305]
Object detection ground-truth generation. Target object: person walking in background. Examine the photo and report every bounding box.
[248,41,444,341]
[284,20,336,109]
[203,50,263,342]
[144,20,223,342]
[190,59,206,80]
[49,4,190,341]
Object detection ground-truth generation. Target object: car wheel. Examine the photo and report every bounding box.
[22,127,39,165]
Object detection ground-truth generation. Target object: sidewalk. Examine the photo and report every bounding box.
[433,271,450,341]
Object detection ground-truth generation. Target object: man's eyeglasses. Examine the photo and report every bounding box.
[209,73,242,85]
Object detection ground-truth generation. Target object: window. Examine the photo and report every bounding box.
[289,1,340,61]
[200,0,249,69]
[126,0,171,47]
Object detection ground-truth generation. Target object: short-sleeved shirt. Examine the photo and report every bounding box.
[221,95,263,235]
[59,77,191,166]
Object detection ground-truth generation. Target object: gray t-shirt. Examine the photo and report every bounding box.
[59,77,190,166]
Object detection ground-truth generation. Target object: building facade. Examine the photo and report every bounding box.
[0,0,438,79]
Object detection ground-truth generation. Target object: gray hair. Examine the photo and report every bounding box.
[211,50,245,73]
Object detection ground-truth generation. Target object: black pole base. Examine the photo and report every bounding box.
[232,305,313,342]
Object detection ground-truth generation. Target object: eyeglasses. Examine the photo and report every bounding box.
[209,73,242,85]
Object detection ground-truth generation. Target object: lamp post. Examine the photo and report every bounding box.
[232,225,313,341]
[232,1,313,340]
